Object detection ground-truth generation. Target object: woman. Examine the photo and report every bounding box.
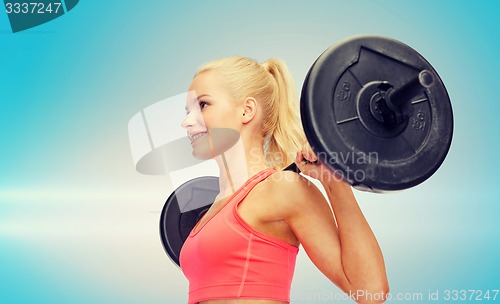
[179,56,389,304]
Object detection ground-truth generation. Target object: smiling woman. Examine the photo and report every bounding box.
[177,56,389,304]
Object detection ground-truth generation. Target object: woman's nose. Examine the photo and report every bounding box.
[181,111,196,129]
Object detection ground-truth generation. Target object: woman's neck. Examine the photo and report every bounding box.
[214,137,269,201]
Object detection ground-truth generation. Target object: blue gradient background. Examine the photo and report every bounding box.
[1,1,499,303]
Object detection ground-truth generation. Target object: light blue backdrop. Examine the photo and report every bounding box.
[1,1,499,303]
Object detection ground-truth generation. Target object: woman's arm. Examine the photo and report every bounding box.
[320,175,389,303]
[278,143,389,303]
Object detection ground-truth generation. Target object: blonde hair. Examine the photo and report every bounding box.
[195,56,305,169]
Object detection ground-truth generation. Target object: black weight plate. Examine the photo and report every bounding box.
[301,35,453,191]
[159,176,219,267]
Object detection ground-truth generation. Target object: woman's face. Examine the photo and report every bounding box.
[181,71,241,159]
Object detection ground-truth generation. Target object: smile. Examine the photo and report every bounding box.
[190,132,207,143]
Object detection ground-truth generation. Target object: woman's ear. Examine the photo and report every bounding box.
[242,97,257,123]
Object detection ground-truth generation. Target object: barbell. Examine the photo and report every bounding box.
[159,35,453,266]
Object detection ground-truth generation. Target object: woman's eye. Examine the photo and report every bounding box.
[199,101,208,109]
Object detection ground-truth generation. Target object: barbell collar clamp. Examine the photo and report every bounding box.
[374,70,434,127]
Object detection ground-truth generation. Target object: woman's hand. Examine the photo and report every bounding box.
[294,141,344,185]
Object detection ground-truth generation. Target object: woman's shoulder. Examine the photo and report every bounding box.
[265,170,326,214]
[268,169,316,192]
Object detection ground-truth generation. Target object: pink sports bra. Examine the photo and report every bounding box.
[179,168,299,304]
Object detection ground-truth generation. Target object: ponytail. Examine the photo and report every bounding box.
[261,59,306,169]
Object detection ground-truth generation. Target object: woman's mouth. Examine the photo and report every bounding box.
[190,132,207,143]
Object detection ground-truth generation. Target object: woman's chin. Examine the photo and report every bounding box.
[191,136,214,160]
[191,149,213,160]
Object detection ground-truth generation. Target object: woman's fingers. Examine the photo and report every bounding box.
[295,141,346,184]
[295,142,322,180]
[302,141,318,163]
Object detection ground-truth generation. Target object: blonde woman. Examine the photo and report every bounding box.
[180,57,389,304]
